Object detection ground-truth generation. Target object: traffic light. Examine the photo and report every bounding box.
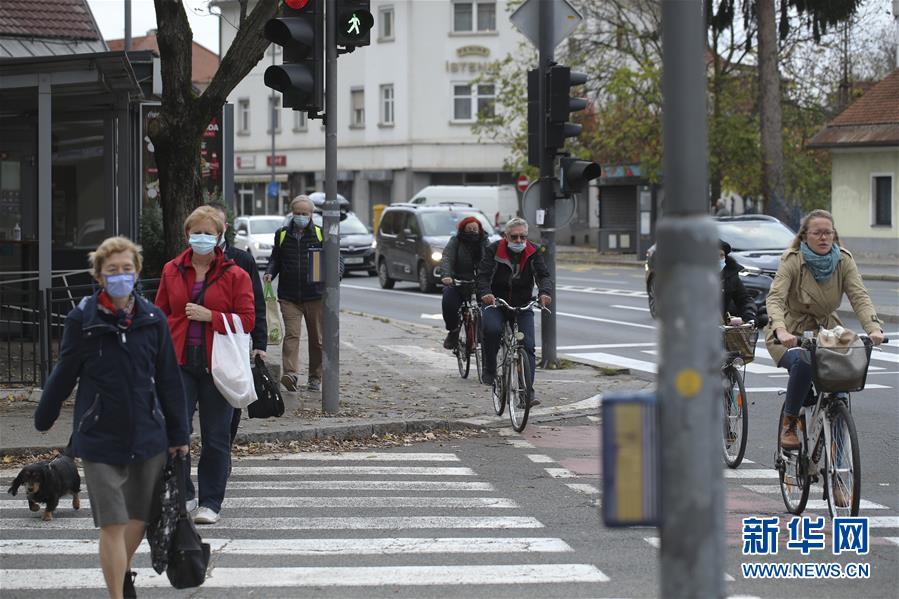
[264,0,324,114]
[335,0,374,48]
[527,68,540,167]
[560,156,601,195]
[545,64,587,150]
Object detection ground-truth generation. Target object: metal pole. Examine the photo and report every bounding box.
[124,0,132,51]
[537,0,557,368]
[658,1,723,598]
[270,50,276,214]
[322,0,340,413]
[38,75,52,383]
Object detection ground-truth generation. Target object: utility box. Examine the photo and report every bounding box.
[601,391,660,527]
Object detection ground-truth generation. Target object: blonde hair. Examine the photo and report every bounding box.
[184,205,225,236]
[790,209,841,250]
[88,236,142,277]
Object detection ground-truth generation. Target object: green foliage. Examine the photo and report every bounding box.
[138,200,167,279]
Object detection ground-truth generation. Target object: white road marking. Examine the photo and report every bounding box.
[228,466,476,476]
[341,283,441,300]
[723,469,780,479]
[527,454,555,463]
[641,349,782,374]
[225,480,495,491]
[0,538,229,555]
[544,468,577,479]
[804,499,888,510]
[420,313,443,320]
[0,516,545,531]
[557,312,656,330]
[869,351,899,364]
[218,496,519,509]
[0,564,610,589]
[557,343,657,350]
[567,352,657,373]
[236,452,460,462]
[586,415,600,422]
[644,537,660,548]
[866,516,899,528]
[566,483,600,495]
[885,537,899,547]
[742,485,778,494]
[611,304,651,313]
[557,285,648,299]
[507,439,536,449]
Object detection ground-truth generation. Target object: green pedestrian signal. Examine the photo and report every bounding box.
[335,1,373,47]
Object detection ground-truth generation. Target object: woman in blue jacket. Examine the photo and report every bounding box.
[34,236,189,599]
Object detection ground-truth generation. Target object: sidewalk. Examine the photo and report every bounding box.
[556,245,899,323]
[0,312,652,456]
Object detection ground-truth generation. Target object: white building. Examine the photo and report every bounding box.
[217,0,525,224]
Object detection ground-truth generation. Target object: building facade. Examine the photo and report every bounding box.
[218,0,525,225]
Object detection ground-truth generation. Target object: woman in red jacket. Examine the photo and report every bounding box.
[155,205,255,525]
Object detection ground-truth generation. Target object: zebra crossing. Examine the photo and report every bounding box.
[0,450,611,596]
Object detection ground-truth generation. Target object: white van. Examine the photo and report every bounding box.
[406,185,519,231]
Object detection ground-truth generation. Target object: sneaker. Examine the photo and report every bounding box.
[443,328,460,350]
[280,373,299,392]
[194,506,220,525]
[185,498,198,513]
[529,398,541,407]
[123,570,137,599]
[307,377,322,391]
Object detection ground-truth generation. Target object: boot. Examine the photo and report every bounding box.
[443,328,460,350]
[123,570,137,598]
[780,415,800,450]
[831,479,850,508]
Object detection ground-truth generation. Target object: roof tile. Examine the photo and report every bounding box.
[0,0,102,41]
[809,70,899,148]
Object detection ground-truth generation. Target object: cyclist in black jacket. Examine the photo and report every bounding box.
[720,239,756,325]
[477,218,552,393]
[438,216,490,349]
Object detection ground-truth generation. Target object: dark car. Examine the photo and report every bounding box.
[644,215,795,318]
[308,192,377,276]
[375,204,500,292]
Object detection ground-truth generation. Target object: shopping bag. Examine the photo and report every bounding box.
[165,454,210,589]
[263,281,284,345]
[146,458,179,575]
[211,312,257,409]
[247,355,285,419]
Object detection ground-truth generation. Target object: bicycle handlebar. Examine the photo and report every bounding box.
[452,279,476,286]
[772,334,889,346]
[486,297,552,314]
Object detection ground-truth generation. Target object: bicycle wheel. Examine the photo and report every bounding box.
[777,402,810,515]
[492,346,506,416]
[722,367,749,469]
[824,400,861,518]
[472,310,483,383]
[456,315,471,379]
[508,347,532,432]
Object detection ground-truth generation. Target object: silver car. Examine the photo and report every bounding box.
[232,215,285,267]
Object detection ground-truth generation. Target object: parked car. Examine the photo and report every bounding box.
[233,215,285,267]
[644,215,795,318]
[406,185,519,231]
[306,192,376,275]
[375,203,500,292]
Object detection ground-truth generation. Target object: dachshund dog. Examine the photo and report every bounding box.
[7,454,81,521]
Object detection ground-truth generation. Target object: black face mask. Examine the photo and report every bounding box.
[461,231,479,242]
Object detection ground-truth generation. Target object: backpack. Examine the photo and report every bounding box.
[247,355,285,419]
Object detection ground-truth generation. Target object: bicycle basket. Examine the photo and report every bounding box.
[723,326,758,363]
[812,341,872,393]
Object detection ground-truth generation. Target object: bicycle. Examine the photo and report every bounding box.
[774,332,888,517]
[721,322,759,469]
[451,279,482,382]
[485,298,550,432]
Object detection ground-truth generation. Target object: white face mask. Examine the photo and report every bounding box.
[720,259,726,270]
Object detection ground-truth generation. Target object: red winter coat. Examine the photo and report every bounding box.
[155,247,255,370]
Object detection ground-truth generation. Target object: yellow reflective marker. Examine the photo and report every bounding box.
[675,369,703,397]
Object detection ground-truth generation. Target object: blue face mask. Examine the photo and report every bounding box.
[720,259,726,271]
[293,215,311,228]
[105,272,136,298]
[508,241,526,253]
[189,233,217,255]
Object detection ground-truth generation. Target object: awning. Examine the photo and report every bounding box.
[235,174,289,184]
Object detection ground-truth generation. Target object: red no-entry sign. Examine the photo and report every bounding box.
[516,175,529,193]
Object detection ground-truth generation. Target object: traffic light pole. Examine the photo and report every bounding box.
[322,0,340,414]
[537,0,557,369]
[658,1,724,597]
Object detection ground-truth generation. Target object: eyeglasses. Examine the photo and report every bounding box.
[808,230,835,239]
[507,234,527,241]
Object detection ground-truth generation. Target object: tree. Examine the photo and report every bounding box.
[150,0,279,252]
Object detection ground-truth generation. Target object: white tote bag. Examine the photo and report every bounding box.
[211,313,257,409]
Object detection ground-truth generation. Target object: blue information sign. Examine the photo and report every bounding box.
[266,181,280,198]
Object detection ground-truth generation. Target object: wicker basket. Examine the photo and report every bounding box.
[723,326,758,363]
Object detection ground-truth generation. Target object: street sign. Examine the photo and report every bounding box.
[510,0,583,50]
[521,179,576,229]
[516,175,529,193]
[266,181,280,198]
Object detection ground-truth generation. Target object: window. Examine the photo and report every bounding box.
[873,175,893,226]
[452,83,495,121]
[379,6,394,41]
[453,1,496,33]
[293,110,307,132]
[238,99,250,134]
[268,95,281,133]
[350,88,365,128]
[380,84,394,126]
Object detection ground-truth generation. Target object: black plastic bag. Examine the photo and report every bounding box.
[165,454,210,589]
[247,355,285,419]
[146,458,179,575]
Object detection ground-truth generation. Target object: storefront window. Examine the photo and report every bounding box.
[52,120,109,249]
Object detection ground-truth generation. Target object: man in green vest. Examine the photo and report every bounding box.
[264,195,325,392]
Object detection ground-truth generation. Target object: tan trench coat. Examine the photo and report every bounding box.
[764,246,882,365]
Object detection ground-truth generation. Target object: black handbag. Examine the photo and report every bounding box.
[166,454,210,589]
[247,355,285,419]
[146,458,179,575]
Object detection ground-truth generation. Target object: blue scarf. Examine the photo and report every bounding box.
[801,241,841,282]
